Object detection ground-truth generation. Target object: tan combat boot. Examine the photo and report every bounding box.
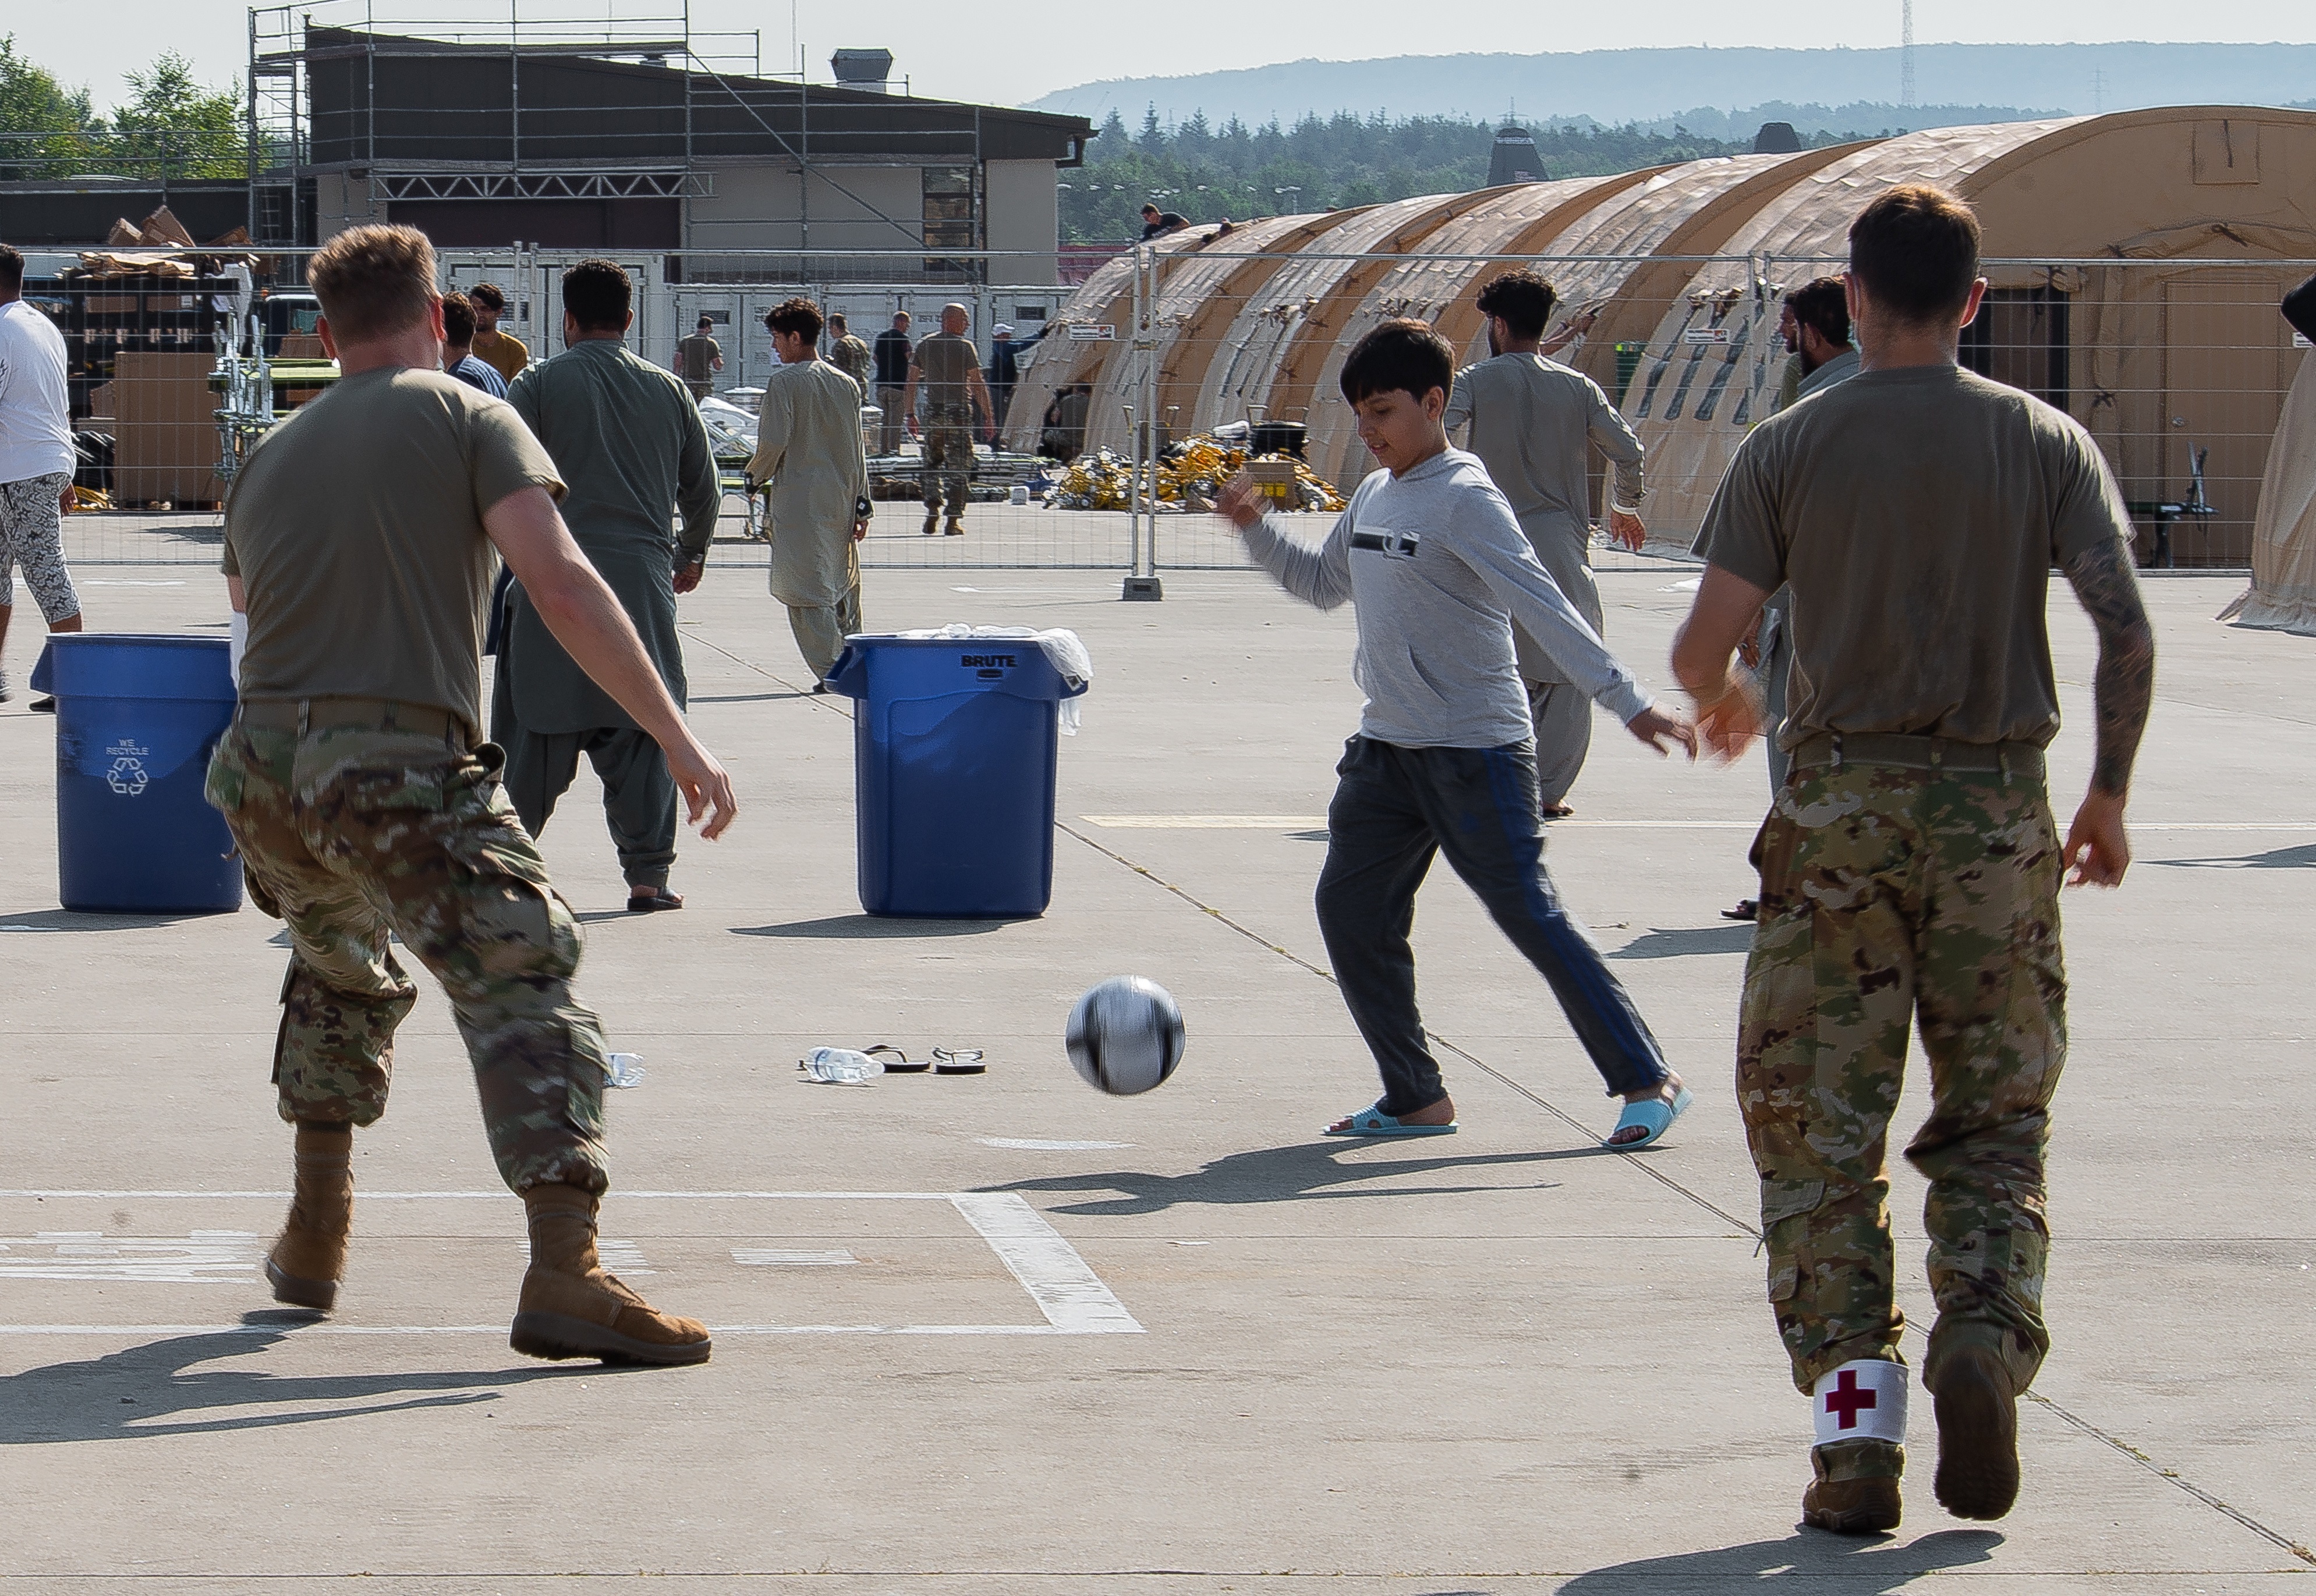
[1801,1438,1904,1535]
[509,1183,711,1366]
[1930,1343,2021,1520]
[267,1121,353,1310]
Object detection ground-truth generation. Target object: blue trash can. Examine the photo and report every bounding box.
[30,634,242,914]
[826,636,1087,917]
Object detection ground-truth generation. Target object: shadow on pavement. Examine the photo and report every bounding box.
[690,690,815,704]
[1560,1527,2003,1590]
[1605,924,1756,959]
[2152,842,2316,869]
[0,908,232,932]
[732,914,1028,938]
[0,1312,572,1444]
[993,1139,1613,1215]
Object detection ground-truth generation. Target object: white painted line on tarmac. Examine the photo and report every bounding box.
[0,1191,1144,1337]
[0,1233,259,1282]
[978,1138,1134,1151]
[949,1192,1144,1335]
[732,1248,857,1266]
[1082,815,1325,829]
[1079,815,2316,834]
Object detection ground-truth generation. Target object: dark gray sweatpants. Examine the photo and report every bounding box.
[496,719,677,891]
[1315,735,1670,1116]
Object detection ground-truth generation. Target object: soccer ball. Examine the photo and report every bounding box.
[1065,976,1187,1096]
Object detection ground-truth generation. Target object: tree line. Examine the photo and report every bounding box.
[1,37,244,181]
[1062,107,1839,241]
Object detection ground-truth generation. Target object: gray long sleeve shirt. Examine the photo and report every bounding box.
[1241,448,1654,749]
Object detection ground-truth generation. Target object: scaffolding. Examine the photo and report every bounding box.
[241,1,1056,263]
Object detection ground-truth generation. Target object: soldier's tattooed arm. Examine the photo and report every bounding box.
[2062,537,2156,798]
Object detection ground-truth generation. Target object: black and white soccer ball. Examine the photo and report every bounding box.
[1065,976,1187,1096]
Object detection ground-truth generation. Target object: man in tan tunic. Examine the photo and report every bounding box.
[1444,269,1645,817]
[748,297,871,684]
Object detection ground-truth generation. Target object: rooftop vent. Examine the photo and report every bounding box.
[831,48,894,93]
[1486,125,1542,187]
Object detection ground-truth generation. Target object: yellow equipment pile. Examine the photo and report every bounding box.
[1050,435,1346,514]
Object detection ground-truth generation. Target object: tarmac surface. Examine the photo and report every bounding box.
[0,559,2309,1593]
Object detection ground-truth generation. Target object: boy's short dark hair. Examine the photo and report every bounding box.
[696,314,714,329]
[1784,275,1850,349]
[765,296,825,343]
[1340,317,1456,406]
[469,281,506,312]
[0,243,24,295]
[828,312,848,333]
[561,259,631,333]
[1474,269,1557,340]
[1848,185,1981,326]
[1141,203,1160,217]
[440,289,477,346]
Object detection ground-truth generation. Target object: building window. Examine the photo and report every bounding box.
[923,166,976,249]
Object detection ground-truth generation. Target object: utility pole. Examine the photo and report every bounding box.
[1901,0,1917,109]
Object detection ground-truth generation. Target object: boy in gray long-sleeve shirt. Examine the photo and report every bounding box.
[1217,318,1697,1148]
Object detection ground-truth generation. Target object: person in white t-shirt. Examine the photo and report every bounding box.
[0,243,83,708]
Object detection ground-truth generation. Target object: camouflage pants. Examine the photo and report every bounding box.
[204,717,612,1195]
[920,410,973,522]
[1740,758,2065,1399]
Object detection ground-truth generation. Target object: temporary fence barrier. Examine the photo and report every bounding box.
[42,246,2300,576]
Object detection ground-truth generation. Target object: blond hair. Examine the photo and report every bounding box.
[306,225,438,343]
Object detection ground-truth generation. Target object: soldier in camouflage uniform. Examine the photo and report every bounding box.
[1675,186,2155,1534]
[211,224,739,1367]
[902,302,995,536]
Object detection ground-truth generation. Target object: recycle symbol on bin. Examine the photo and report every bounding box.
[105,739,151,797]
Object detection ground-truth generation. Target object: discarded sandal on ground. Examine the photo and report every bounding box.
[863,1043,930,1073]
[628,886,685,913]
[932,1046,986,1074]
[1606,1084,1694,1150]
[1323,1101,1457,1137]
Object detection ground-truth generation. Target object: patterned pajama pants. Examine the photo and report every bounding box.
[0,472,81,622]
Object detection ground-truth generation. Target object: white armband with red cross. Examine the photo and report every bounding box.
[1811,1358,1909,1445]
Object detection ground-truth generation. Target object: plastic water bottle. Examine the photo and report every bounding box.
[801,1047,883,1085]
[603,1052,646,1089]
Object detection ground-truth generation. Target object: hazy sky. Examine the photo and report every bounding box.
[13,0,2310,113]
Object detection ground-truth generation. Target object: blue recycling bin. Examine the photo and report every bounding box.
[30,634,242,914]
[826,636,1087,917]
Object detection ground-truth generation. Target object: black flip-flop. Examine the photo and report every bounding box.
[932,1047,986,1075]
[627,887,685,913]
[863,1043,930,1074]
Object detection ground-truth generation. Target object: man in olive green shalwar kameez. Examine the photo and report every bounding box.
[748,297,871,685]
[494,259,719,910]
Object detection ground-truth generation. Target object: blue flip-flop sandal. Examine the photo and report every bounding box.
[1324,1101,1458,1138]
[1606,1084,1694,1150]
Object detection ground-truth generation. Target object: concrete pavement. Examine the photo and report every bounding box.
[0,562,2308,1593]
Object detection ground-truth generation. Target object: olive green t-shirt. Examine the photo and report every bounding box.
[221,366,564,730]
[1694,364,2131,749]
[911,331,980,410]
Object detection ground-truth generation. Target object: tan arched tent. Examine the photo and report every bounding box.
[1627,110,2316,556]
[1033,107,2316,566]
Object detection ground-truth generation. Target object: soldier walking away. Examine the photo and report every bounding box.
[495,260,720,913]
[674,314,723,400]
[749,297,872,684]
[208,225,739,1365]
[467,282,529,384]
[903,302,995,536]
[871,310,913,456]
[1673,186,2155,1533]
[0,242,84,710]
[826,311,873,399]
[1444,269,1645,819]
